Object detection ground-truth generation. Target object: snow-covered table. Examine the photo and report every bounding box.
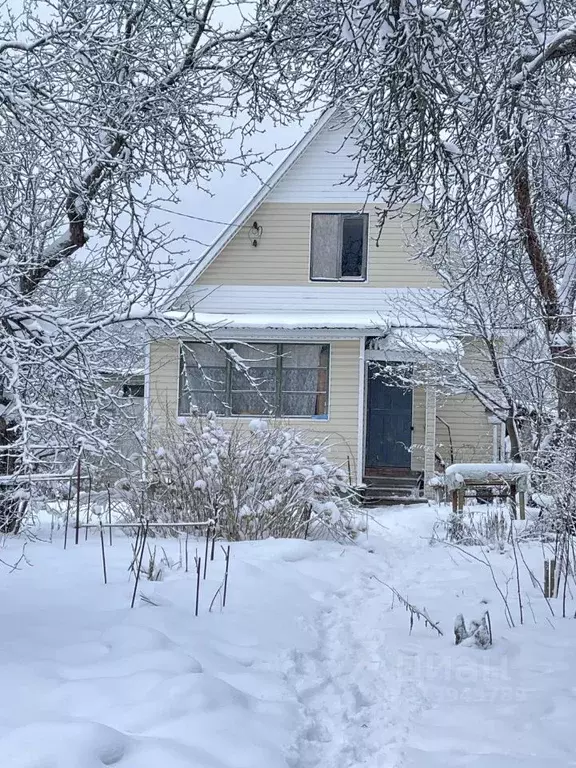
[445,462,531,518]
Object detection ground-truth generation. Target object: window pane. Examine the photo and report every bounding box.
[282,368,323,391]
[122,383,144,398]
[232,343,277,363]
[182,342,227,367]
[179,342,227,415]
[231,367,276,391]
[279,344,329,416]
[310,214,340,279]
[179,391,228,416]
[341,216,366,277]
[183,366,227,391]
[231,391,275,416]
[281,393,322,416]
[282,344,323,368]
[231,345,277,385]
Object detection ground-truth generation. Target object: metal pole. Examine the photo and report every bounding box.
[195,557,202,616]
[107,484,113,546]
[222,545,230,608]
[84,473,92,541]
[63,474,73,550]
[74,456,81,545]
[99,521,108,584]
[203,526,210,579]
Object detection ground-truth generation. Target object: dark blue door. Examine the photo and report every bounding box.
[365,365,413,468]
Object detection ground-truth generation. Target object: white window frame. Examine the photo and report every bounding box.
[309,212,369,282]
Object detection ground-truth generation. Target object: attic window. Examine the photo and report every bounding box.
[310,213,368,281]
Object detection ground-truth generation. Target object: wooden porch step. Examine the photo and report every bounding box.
[360,472,424,506]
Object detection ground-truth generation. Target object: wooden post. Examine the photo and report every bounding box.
[458,489,465,512]
[74,457,81,545]
[544,560,550,598]
[510,482,517,520]
[519,491,526,521]
[452,489,458,513]
[551,558,557,598]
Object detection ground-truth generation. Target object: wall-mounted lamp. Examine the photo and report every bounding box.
[248,220,263,247]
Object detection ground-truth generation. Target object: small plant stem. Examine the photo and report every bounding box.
[130,521,149,609]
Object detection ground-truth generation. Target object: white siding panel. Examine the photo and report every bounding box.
[267,115,376,203]
[183,285,439,315]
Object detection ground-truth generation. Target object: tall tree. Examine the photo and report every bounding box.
[297,0,576,424]
[0,0,308,526]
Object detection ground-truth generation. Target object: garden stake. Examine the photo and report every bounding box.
[107,484,113,546]
[130,521,149,608]
[99,521,107,584]
[195,556,201,616]
[210,531,216,561]
[185,531,189,573]
[74,456,81,545]
[203,526,210,579]
[84,473,92,541]
[221,545,230,608]
[63,474,73,550]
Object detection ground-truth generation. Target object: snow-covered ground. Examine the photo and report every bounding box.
[1,504,575,767]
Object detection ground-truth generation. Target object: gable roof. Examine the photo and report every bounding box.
[166,107,341,309]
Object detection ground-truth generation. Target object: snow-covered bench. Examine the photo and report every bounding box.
[445,462,531,519]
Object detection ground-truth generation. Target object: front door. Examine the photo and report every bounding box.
[365,364,413,469]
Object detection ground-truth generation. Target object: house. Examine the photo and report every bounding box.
[146,109,497,499]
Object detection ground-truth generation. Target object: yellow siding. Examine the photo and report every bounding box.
[436,394,493,464]
[148,339,361,476]
[411,387,426,471]
[149,341,494,478]
[194,202,440,289]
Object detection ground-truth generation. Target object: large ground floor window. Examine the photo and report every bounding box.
[178,342,330,418]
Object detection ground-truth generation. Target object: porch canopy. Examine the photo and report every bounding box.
[164,285,457,350]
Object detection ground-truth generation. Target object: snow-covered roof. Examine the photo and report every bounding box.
[166,285,451,338]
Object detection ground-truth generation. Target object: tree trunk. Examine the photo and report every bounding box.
[551,342,576,424]
[506,414,522,463]
[0,416,27,533]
